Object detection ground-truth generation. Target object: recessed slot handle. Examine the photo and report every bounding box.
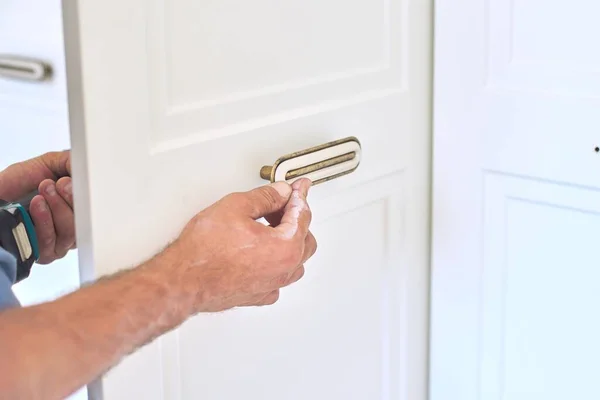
[0,55,52,82]
[260,136,362,185]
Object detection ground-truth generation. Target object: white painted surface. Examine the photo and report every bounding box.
[431,1,600,399]
[0,2,86,399]
[63,0,432,399]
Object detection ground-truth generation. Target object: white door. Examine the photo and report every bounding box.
[432,1,600,399]
[62,1,432,399]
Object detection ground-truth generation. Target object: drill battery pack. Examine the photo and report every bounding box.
[0,196,39,283]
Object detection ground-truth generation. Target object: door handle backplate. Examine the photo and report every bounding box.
[260,136,361,185]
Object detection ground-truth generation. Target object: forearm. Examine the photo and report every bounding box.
[0,249,194,399]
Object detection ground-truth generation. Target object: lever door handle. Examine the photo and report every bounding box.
[260,136,361,185]
[0,55,52,82]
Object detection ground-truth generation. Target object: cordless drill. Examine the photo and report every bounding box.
[0,191,40,283]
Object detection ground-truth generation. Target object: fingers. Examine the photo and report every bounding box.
[274,178,312,240]
[201,178,314,312]
[257,290,280,306]
[40,150,72,177]
[302,231,317,264]
[0,150,71,202]
[31,179,76,263]
[55,177,77,249]
[242,264,306,307]
[285,265,305,287]
[29,195,57,264]
[56,176,74,207]
[263,208,284,227]
[240,290,281,307]
[231,182,292,219]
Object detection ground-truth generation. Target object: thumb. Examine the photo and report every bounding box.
[238,182,292,219]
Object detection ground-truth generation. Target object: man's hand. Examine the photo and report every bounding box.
[0,150,76,264]
[0,178,317,399]
[164,178,316,312]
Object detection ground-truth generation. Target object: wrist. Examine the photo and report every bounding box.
[143,243,201,322]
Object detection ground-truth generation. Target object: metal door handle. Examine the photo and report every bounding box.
[260,136,361,185]
[0,55,52,82]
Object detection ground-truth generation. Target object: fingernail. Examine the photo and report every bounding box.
[292,178,312,192]
[38,199,48,212]
[271,181,292,198]
[292,178,311,197]
[45,184,56,196]
[64,181,72,195]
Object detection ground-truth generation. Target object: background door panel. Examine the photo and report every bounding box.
[432,1,600,399]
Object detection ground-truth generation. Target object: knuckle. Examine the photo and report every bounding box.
[311,241,318,257]
[40,248,55,262]
[271,273,289,288]
[55,250,68,260]
[222,192,244,206]
[289,266,305,284]
[308,234,318,256]
[259,187,279,206]
[278,243,303,269]
[37,257,51,265]
[296,268,306,283]
[43,234,55,247]
[190,212,206,227]
[263,291,280,305]
[57,236,75,250]
[225,192,260,215]
[293,244,305,263]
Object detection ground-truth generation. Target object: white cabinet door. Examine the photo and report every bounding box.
[63,1,432,399]
[432,1,600,400]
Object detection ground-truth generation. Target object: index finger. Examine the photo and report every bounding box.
[40,150,71,178]
[274,178,312,241]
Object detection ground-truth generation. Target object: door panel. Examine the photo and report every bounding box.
[172,174,406,400]
[432,1,600,399]
[63,1,431,399]
[480,174,600,400]
[146,0,404,148]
